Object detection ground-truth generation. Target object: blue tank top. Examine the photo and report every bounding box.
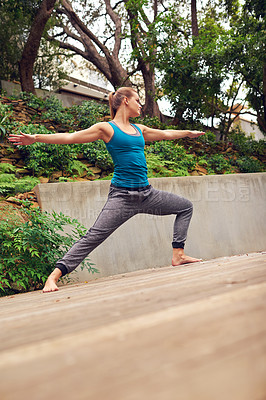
[105,121,149,188]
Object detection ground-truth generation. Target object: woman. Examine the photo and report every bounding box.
[8,87,205,292]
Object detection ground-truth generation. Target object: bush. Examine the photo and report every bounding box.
[204,154,232,174]
[81,140,114,170]
[230,131,266,157]
[145,153,189,177]
[42,96,75,126]
[0,204,98,296]
[234,156,265,173]
[19,124,78,176]
[71,101,109,129]
[197,131,217,146]
[145,140,196,173]
[0,175,40,197]
[0,163,17,174]
[19,92,45,109]
[0,103,13,141]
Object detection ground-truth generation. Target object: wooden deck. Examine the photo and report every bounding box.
[0,252,266,400]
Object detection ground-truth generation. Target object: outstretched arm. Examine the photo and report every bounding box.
[137,124,205,141]
[8,122,111,146]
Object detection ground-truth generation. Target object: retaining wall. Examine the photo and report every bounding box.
[34,173,266,281]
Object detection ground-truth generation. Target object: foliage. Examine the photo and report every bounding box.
[157,7,230,126]
[203,154,233,174]
[0,0,68,89]
[224,0,266,132]
[70,101,109,129]
[18,124,78,176]
[65,160,94,177]
[145,153,189,177]
[229,131,266,157]
[42,95,75,126]
[19,92,46,109]
[197,131,217,146]
[145,141,196,176]
[0,204,98,296]
[155,0,265,134]
[234,156,265,173]
[0,163,17,174]
[0,174,39,197]
[0,103,13,140]
[81,141,114,171]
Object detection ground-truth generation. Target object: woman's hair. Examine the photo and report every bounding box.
[108,87,137,119]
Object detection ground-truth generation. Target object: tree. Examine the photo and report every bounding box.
[48,0,162,116]
[0,0,66,92]
[156,0,266,135]
[0,0,41,82]
[19,0,57,93]
[225,0,266,132]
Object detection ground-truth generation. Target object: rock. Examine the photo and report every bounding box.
[6,197,21,205]
[89,166,102,174]
[195,165,208,174]
[1,158,15,164]
[81,161,93,167]
[39,176,49,183]
[30,202,40,208]
[15,160,25,168]
[49,171,63,180]
[16,168,31,175]
[88,174,101,180]
[190,170,201,176]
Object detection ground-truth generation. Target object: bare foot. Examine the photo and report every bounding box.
[172,255,202,266]
[43,277,59,292]
[172,248,202,266]
[43,268,62,293]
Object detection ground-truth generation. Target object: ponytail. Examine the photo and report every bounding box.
[108,87,137,119]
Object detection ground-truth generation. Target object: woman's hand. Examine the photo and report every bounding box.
[187,131,205,138]
[8,131,36,146]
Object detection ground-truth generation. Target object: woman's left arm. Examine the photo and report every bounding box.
[137,124,205,141]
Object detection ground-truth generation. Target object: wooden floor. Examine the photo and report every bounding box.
[0,252,266,400]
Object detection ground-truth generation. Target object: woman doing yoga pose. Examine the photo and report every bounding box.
[8,87,205,292]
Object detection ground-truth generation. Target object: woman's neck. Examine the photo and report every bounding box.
[113,109,131,126]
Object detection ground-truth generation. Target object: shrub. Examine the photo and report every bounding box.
[0,103,13,141]
[0,175,40,197]
[234,156,265,173]
[81,140,114,170]
[197,131,217,146]
[65,159,94,177]
[42,96,75,126]
[204,154,232,174]
[230,131,266,157]
[0,204,98,296]
[145,140,196,172]
[71,101,109,129]
[19,92,45,109]
[0,163,17,174]
[19,124,77,176]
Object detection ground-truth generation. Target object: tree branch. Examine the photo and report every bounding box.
[103,0,122,59]
[61,0,112,60]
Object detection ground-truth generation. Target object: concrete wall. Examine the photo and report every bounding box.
[34,173,266,281]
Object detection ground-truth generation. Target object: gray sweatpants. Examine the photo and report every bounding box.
[56,185,193,275]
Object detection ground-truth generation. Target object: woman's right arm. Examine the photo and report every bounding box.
[8,122,112,146]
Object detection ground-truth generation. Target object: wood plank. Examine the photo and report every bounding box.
[0,252,265,400]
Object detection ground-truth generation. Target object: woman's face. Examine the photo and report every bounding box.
[126,92,141,117]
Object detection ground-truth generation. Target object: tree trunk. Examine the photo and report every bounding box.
[191,0,199,37]
[258,63,266,132]
[19,0,57,94]
[140,63,161,118]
